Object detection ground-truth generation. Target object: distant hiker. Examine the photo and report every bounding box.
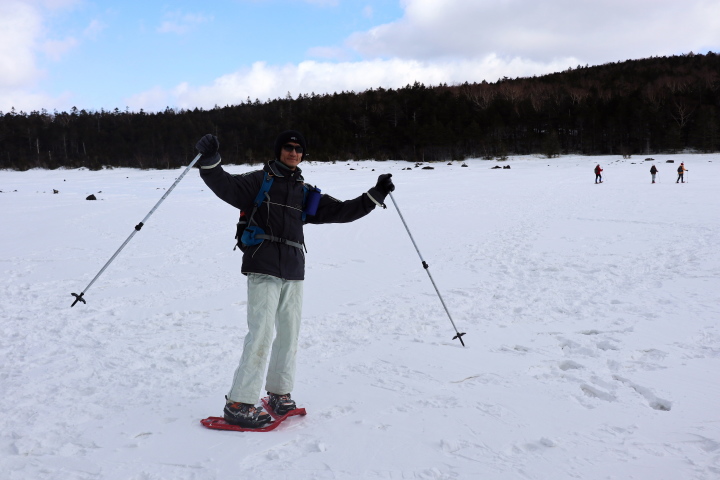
[195,130,395,429]
[676,162,687,183]
[650,164,658,183]
[594,164,603,184]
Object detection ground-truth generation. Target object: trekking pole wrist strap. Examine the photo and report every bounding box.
[366,190,386,209]
[199,154,222,169]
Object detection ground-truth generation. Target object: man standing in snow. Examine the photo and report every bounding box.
[195,130,395,428]
[594,164,603,184]
[650,164,658,183]
[676,162,688,183]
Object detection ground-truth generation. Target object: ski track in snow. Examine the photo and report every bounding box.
[1,155,720,479]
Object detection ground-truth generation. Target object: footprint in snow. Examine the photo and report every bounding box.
[613,375,672,411]
[558,360,584,371]
[596,340,620,351]
[580,384,617,402]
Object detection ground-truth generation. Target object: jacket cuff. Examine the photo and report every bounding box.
[366,188,387,209]
[199,153,221,169]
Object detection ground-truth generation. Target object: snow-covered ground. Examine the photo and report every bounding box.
[1,153,719,479]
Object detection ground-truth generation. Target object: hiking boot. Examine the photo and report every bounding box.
[267,392,296,415]
[224,399,272,428]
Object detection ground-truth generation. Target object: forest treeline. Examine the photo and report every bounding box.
[1,52,719,170]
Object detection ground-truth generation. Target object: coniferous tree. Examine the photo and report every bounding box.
[1,53,720,170]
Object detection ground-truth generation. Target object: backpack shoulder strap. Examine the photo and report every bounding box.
[253,173,274,206]
[244,173,273,230]
[301,183,308,222]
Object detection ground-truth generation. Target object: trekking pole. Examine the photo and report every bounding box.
[388,192,466,346]
[71,153,203,307]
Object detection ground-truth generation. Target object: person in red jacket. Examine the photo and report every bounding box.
[594,164,603,184]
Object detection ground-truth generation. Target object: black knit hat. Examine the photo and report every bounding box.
[274,130,307,160]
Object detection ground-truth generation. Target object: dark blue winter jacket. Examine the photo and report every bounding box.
[200,160,377,280]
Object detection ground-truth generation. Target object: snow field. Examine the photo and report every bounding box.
[1,154,719,479]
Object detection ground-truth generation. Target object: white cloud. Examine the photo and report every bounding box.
[41,36,79,61]
[40,17,103,62]
[84,19,106,39]
[123,86,170,112]
[0,88,73,113]
[0,0,86,111]
[157,11,213,34]
[0,1,44,89]
[5,0,720,113]
[125,55,580,111]
[348,0,720,64]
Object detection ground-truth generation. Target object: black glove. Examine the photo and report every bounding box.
[367,173,395,207]
[376,173,395,194]
[195,134,220,167]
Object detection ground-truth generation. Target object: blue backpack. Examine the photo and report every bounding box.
[234,173,319,251]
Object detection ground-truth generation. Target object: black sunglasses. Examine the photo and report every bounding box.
[282,144,304,154]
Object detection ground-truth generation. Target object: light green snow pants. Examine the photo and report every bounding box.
[228,273,303,404]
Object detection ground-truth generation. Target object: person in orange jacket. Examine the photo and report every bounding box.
[594,164,603,184]
[676,162,688,183]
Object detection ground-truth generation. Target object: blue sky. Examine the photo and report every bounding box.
[2,0,719,113]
